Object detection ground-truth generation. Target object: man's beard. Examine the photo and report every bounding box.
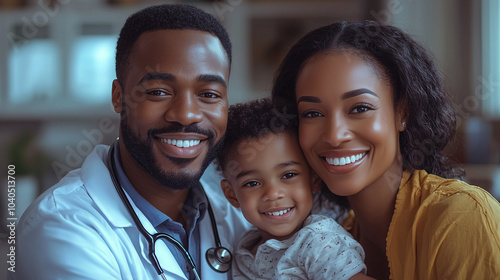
[120,118,224,190]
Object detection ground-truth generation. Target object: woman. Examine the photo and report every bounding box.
[272,21,500,280]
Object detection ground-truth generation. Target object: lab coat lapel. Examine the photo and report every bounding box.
[83,145,187,279]
[82,145,134,227]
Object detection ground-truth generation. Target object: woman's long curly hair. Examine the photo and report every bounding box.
[271,21,463,211]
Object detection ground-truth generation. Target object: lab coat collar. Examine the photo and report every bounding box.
[82,145,188,279]
[81,144,134,228]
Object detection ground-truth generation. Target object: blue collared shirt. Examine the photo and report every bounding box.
[112,142,207,278]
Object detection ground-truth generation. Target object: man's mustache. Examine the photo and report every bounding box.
[148,124,214,140]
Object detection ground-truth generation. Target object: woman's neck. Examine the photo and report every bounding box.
[347,164,403,279]
[349,156,404,242]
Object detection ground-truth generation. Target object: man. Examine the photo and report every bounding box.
[9,4,250,280]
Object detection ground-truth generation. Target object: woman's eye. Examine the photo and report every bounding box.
[350,103,375,114]
[243,181,260,188]
[301,111,323,118]
[281,172,297,179]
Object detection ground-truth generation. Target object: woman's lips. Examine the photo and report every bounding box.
[324,152,366,166]
[320,151,367,174]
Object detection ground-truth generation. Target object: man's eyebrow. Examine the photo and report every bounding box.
[197,74,227,88]
[137,72,175,85]
[342,88,378,100]
[137,73,227,88]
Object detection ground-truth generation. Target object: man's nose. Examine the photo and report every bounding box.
[164,92,203,125]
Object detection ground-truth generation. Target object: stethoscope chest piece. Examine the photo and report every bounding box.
[206,247,232,272]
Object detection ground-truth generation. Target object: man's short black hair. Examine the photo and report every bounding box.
[216,98,298,172]
[115,4,231,85]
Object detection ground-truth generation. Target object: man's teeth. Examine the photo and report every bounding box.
[161,138,201,148]
[265,208,292,216]
[325,152,366,166]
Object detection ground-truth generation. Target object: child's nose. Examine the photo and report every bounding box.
[262,183,285,201]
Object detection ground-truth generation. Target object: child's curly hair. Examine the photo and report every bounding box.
[216,98,298,172]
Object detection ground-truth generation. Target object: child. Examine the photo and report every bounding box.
[217,98,374,280]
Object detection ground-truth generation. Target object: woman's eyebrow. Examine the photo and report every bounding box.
[297,88,378,104]
[297,96,321,104]
[342,88,378,100]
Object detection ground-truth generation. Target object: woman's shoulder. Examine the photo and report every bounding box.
[401,169,500,229]
[404,169,498,206]
[390,169,500,280]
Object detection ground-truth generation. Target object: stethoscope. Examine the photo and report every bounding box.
[106,143,232,280]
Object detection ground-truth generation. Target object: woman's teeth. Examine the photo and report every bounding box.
[161,138,201,148]
[325,152,366,166]
[265,208,292,216]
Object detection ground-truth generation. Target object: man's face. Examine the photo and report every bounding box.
[113,29,230,189]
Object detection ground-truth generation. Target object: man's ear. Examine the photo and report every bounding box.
[310,170,322,193]
[112,79,122,114]
[221,179,240,208]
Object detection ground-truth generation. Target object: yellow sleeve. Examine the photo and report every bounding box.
[417,190,500,280]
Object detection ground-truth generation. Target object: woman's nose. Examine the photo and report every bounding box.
[322,115,353,146]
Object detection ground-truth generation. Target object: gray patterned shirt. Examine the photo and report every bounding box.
[233,214,367,280]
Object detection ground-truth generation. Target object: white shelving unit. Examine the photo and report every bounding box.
[0,0,371,120]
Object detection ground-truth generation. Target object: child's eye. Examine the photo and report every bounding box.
[281,172,298,179]
[242,181,260,188]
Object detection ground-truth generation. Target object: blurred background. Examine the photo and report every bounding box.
[0,0,499,239]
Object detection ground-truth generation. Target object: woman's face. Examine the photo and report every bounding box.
[295,52,404,196]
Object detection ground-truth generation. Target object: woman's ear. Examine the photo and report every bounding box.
[396,101,408,132]
[310,170,322,193]
[221,179,240,208]
[112,79,122,113]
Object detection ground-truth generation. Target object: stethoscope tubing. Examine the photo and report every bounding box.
[106,143,230,279]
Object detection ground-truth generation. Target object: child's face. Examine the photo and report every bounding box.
[221,132,317,242]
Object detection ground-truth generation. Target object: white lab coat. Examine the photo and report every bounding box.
[8,145,251,280]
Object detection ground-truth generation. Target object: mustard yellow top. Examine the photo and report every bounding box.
[345,169,500,280]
